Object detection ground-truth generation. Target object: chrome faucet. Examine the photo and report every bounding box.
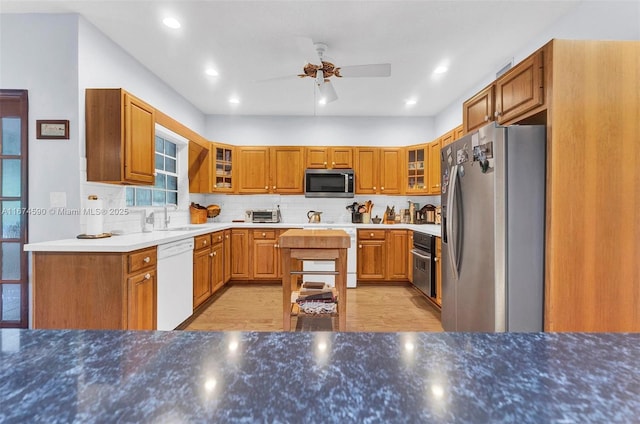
[163,204,178,229]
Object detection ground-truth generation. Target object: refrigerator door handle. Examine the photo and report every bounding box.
[446,164,460,280]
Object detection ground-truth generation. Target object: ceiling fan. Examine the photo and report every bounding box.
[289,37,392,104]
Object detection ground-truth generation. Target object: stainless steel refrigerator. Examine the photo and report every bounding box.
[440,122,545,332]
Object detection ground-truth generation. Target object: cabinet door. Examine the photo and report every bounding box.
[252,230,279,279]
[124,93,156,184]
[495,50,544,124]
[379,148,404,194]
[463,84,495,133]
[427,139,442,194]
[330,147,353,169]
[407,231,414,283]
[211,243,224,293]
[188,141,211,193]
[237,147,270,193]
[454,125,464,141]
[355,148,379,194]
[270,147,304,193]
[127,269,157,330]
[406,145,427,193]
[212,144,234,192]
[223,229,232,283]
[357,240,386,280]
[193,247,212,308]
[435,237,442,306]
[231,229,250,279]
[386,230,408,280]
[305,147,330,169]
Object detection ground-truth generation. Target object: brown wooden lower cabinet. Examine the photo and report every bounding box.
[357,229,408,281]
[193,233,212,309]
[251,229,279,279]
[230,228,250,279]
[435,237,442,306]
[32,246,157,330]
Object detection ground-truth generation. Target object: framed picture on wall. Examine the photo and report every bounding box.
[36,120,69,139]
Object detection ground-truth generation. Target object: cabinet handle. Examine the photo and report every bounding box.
[381,186,385,191]
[273,186,276,189]
[262,232,266,237]
[373,186,376,190]
[274,243,279,248]
[434,257,439,262]
[332,161,335,166]
[323,161,327,166]
[485,115,489,122]
[209,252,214,257]
[265,186,268,190]
[218,236,222,241]
[203,240,207,245]
[144,273,151,280]
[358,244,362,249]
[213,252,217,256]
[225,235,229,239]
[370,233,374,237]
[143,257,150,263]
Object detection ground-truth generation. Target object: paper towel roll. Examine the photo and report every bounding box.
[86,195,104,235]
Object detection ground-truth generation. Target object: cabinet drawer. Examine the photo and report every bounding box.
[252,229,277,240]
[128,247,157,274]
[194,234,212,250]
[212,231,225,245]
[358,229,386,240]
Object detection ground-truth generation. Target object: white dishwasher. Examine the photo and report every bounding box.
[302,226,357,288]
[157,237,194,330]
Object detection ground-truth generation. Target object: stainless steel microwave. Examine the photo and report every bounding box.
[304,169,355,198]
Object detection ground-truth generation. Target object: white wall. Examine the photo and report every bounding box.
[0,14,82,242]
[434,0,640,133]
[206,115,436,147]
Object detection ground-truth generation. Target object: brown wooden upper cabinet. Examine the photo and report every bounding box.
[495,50,544,124]
[236,146,304,194]
[355,147,404,195]
[305,147,353,169]
[212,143,235,192]
[406,144,428,194]
[462,84,495,134]
[427,138,442,194]
[86,88,155,185]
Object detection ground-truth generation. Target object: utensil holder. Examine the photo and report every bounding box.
[190,206,207,224]
[351,212,362,224]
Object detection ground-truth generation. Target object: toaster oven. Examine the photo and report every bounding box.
[245,209,281,223]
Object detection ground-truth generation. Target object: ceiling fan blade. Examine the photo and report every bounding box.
[295,36,322,66]
[253,74,300,83]
[318,80,338,103]
[337,63,391,78]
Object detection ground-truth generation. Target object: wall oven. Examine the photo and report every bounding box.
[411,232,436,297]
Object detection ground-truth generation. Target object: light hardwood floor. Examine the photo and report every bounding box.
[186,283,443,332]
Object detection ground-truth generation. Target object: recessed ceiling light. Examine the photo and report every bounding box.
[162,17,181,29]
[433,65,448,74]
[229,97,240,104]
[205,68,219,77]
[318,98,327,105]
[405,99,417,106]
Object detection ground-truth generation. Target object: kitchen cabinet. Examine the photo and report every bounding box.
[435,237,442,306]
[357,230,386,280]
[494,50,544,124]
[188,141,211,193]
[193,233,212,308]
[86,88,156,185]
[211,232,225,293]
[213,143,234,192]
[355,147,404,195]
[223,229,232,283]
[357,229,408,281]
[251,229,280,279]
[406,144,427,194]
[270,147,304,194]
[407,231,414,283]
[463,84,495,134]
[427,138,442,194]
[386,230,409,280]
[230,228,250,279]
[236,146,304,194]
[32,246,157,330]
[306,147,353,169]
[454,125,464,141]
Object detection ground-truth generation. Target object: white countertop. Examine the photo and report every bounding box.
[24,222,441,253]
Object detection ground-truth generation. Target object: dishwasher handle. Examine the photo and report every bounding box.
[158,238,195,259]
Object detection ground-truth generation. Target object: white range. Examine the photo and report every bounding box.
[301,225,357,288]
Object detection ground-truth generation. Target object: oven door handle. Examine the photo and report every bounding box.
[411,249,431,261]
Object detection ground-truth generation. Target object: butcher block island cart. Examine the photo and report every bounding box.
[279,229,350,331]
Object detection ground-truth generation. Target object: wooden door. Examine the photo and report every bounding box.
[354,147,379,194]
[305,147,330,169]
[427,139,442,194]
[406,145,427,193]
[407,231,414,283]
[127,270,157,330]
[193,247,212,308]
[386,230,408,280]
[379,148,404,194]
[463,84,495,133]
[357,240,386,280]
[495,50,544,124]
[231,229,250,279]
[237,147,269,193]
[252,230,278,279]
[330,147,353,168]
[211,243,224,293]
[124,93,155,184]
[223,230,232,283]
[270,146,304,193]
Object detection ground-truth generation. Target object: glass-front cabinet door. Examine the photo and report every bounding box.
[406,144,427,194]
[213,144,234,192]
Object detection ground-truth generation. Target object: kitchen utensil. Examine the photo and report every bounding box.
[307,210,322,223]
[372,216,382,224]
[206,204,221,218]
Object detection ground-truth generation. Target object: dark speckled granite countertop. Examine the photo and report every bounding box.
[1,330,639,423]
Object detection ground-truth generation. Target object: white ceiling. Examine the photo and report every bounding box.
[1,0,583,117]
